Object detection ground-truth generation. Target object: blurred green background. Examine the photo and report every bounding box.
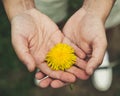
[0,1,120,96]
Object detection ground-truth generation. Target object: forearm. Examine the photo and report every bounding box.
[82,0,116,22]
[2,0,35,21]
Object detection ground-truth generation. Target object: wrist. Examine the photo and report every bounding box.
[2,0,35,21]
[82,0,116,23]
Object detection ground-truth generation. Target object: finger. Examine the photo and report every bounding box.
[35,71,67,88]
[67,66,89,80]
[35,73,48,86]
[37,62,76,83]
[35,71,45,80]
[51,80,67,88]
[63,37,86,59]
[39,77,52,88]
[75,57,87,70]
[86,41,107,75]
[78,42,92,54]
[12,36,35,72]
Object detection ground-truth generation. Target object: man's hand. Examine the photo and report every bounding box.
[63,8,107,75]
[63,0,115,75]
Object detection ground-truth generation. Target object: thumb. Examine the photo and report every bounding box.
[86,42,107,75]
[12,36,35,72]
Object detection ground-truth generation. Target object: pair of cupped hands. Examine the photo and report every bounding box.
[11,7,107,88]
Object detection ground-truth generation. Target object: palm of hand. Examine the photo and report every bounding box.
[63,8,107,75]
[12,9,63,66]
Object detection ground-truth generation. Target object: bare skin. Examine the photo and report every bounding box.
[63,8,107,75]
[2,0,89,87]
[3,0,115,88]
[11,8,88,83]
[35,8,107,88]
[35,0,115,88]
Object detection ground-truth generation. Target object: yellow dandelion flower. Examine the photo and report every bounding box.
[46,43,77,71]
